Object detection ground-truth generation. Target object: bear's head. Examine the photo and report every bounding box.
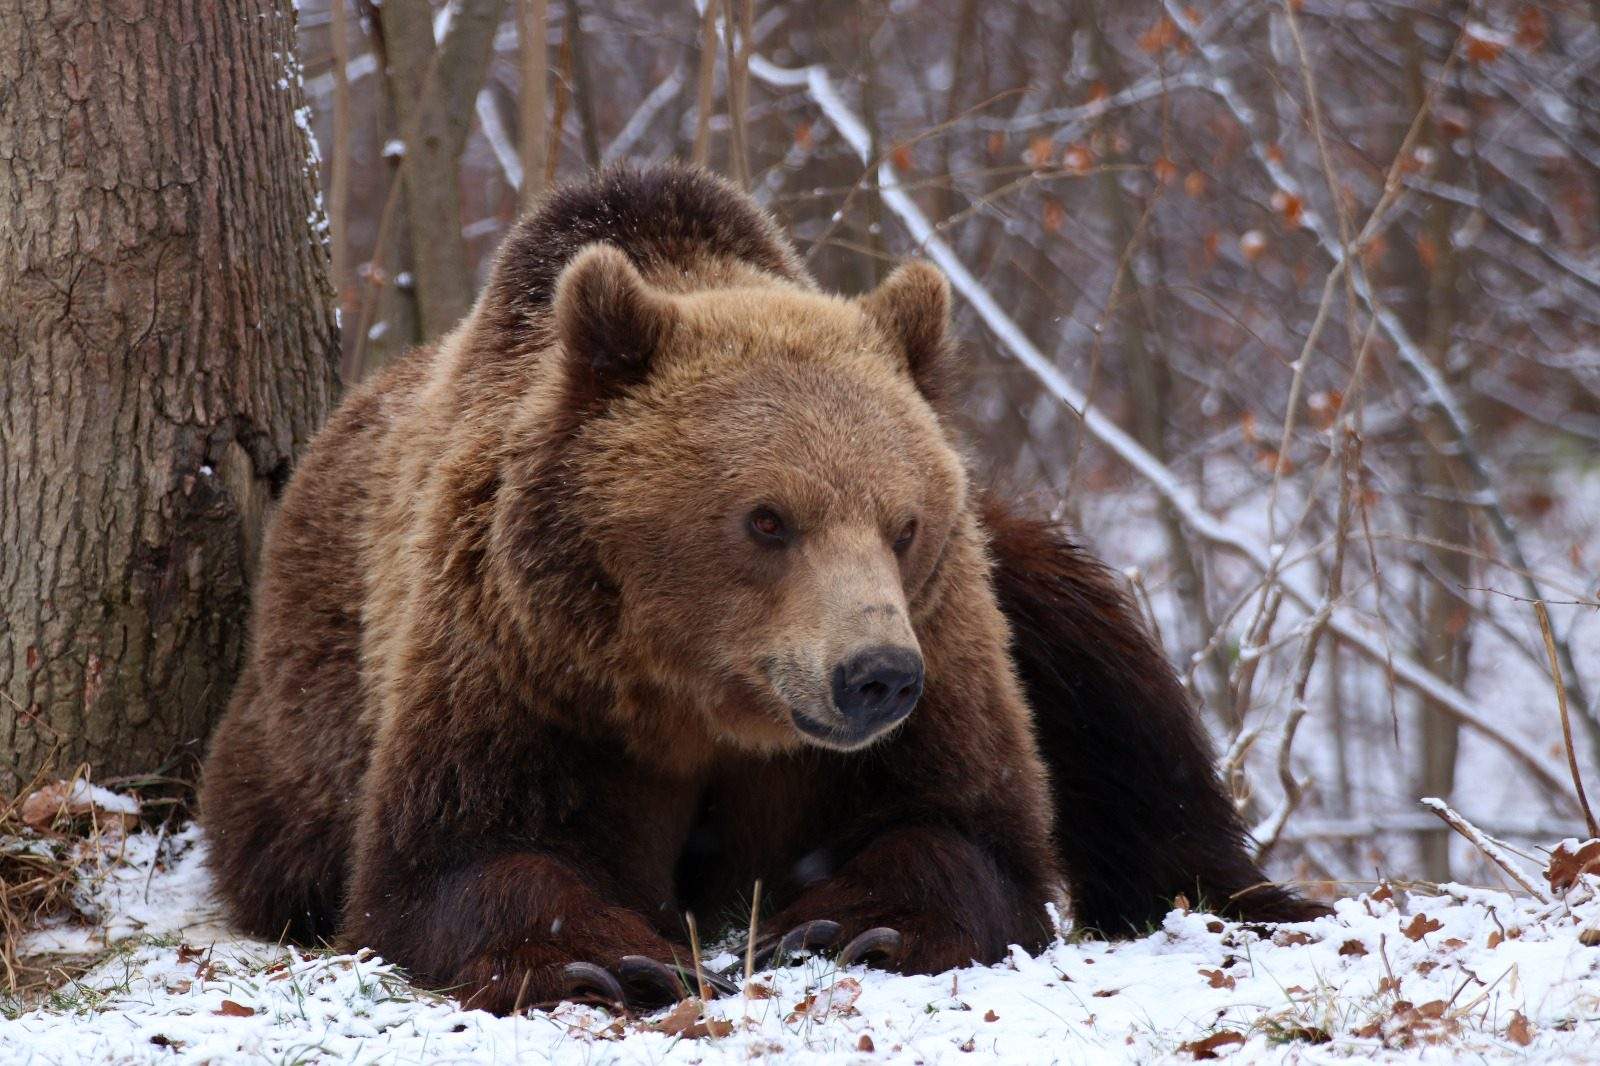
[538,243,968,753]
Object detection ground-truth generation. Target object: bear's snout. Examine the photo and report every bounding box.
[832,646,923,724]
[827,645,924,739]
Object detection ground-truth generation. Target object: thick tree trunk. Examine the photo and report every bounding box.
[0,0,339,789]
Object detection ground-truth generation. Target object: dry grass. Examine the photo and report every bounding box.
[0,760,146,1002]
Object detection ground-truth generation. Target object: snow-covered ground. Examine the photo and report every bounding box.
[6,823,1600,1064]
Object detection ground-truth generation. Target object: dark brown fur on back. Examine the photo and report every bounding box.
[981,497,1325,929]
[200,163,1321,1014]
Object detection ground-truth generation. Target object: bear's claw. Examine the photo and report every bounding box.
[616,955,688,1007]
[565,957,738,1011]
[835,926,902,967]
[561,961,626,1005]
[750,919,842,970]
[744,920,904,973]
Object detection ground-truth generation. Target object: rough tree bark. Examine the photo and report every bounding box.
[0,0,339,789]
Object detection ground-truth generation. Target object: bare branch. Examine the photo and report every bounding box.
[1422,798,1554,902]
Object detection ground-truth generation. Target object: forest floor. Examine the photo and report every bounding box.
[5,814,1600,1065]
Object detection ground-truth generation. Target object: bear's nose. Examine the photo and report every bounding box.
[831,646,924,729]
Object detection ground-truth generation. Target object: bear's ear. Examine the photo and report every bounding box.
[553,243,676,412]
[859,260,958,410]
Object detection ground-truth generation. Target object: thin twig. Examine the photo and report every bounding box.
[1535,600,1599,839]
[1254,426,1359,859]
[328,0,353,301]
[744,879,762,983]
[685,911,710,1001]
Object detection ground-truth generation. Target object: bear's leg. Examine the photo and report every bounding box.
[980,494,1332,931]
[199,674,347,942]
[340,683,727,1015]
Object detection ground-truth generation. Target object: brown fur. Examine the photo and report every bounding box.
[200,164,1320,1015]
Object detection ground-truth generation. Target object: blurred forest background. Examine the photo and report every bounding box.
[6,0,1600,894]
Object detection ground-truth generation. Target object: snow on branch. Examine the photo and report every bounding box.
[1422,798,1554,902]
[745,51,1582,812]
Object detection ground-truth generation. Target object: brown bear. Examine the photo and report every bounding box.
[200,163,1324,1015]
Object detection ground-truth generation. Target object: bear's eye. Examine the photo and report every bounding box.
[747,507,790,547]
[893,518,918,554]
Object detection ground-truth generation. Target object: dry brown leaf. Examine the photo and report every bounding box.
[1026,136,1053,170]
[1270,190,1304,228]
[1516,8,1547,50]
[650,998,703,1036]
[1042,199,1066,235]
[1138,16,1179,54]
[19,780,139,832]
[1507,1010,1535,1047]
[984,1009,999,1022]
[1402,914,1443,942]
[1466,30,1505,64]
[215,1000,254,1018]
[1199,968,1236,990]
[789,978,862,1022]
[1061,144,1093,175]
[647,998,734,1039]
[1179,1030,1245,1059]
[1338,939,1369,957]
[1546,839,1600,893]
[858,1034,875,1052]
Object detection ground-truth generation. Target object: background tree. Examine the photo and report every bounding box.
[0,0,339,790]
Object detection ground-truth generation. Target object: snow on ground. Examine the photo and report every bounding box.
[6,825,1600,1064]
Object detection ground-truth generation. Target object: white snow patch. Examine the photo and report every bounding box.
[8,825,1600,1063]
